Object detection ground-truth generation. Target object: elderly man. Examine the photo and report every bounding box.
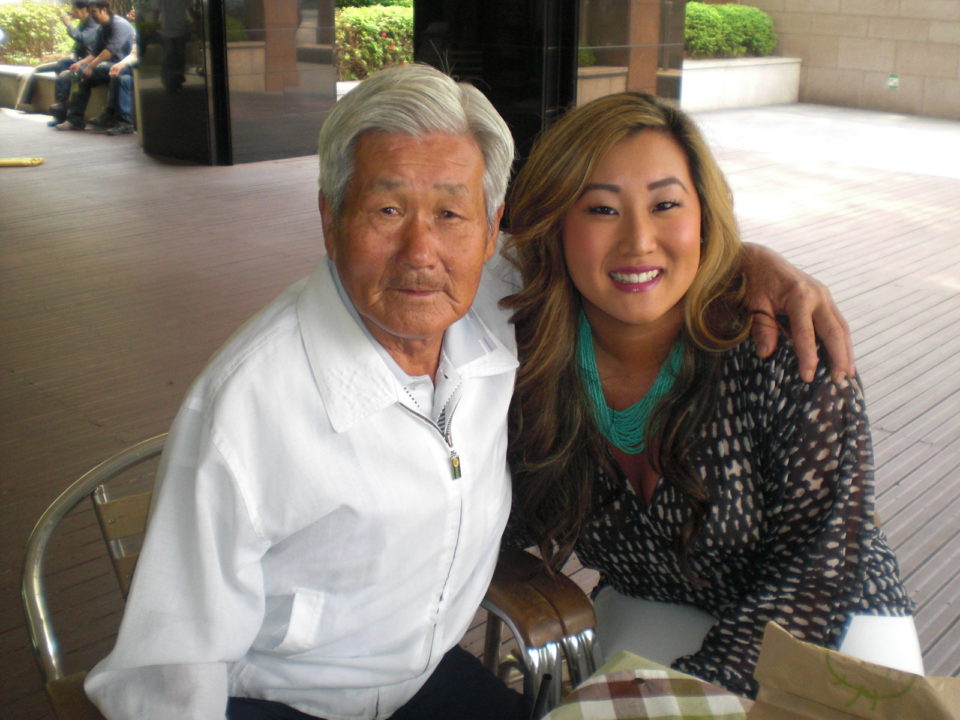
[85,65,851,720]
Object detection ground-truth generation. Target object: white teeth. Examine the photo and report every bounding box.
[610,269,660,284]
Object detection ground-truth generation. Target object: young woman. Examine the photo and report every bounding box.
[502,92,921,698]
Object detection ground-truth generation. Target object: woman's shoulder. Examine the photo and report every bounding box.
[718,321,866,417]
[722,319,829,383]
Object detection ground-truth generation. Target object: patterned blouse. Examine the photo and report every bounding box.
[571,338,915,699]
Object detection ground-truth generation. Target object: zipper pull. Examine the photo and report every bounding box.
[446,432,461,479]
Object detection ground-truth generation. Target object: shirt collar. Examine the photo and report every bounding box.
[298,258,516,433]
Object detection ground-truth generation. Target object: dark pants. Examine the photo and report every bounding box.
[160,35,186,92]
[66,62,115,124]
[52,60,76,104]
[227,646,531,720]
[19,58,74,108]
[105,68,135,123]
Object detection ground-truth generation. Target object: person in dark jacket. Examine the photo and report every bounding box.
[54,0,135,131]
[16,1,98,123]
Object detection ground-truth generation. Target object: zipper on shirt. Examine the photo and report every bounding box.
[445,432,461,479]
[397,399,466,666]
[399,380,463,480]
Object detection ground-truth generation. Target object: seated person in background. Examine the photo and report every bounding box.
[19,1,99,124]
[89,43,138,135]
[55,0,134,131]
[502,91,923,699]
[84,64,855,719]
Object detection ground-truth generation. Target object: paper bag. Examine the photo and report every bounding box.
[748,622,960,719]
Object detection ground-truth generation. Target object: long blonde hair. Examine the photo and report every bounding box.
[503,92,751,572]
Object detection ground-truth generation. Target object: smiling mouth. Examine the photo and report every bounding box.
[609,269,662,284]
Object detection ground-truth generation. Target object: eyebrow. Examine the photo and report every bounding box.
[435,182,469,196]
[371,179,470,195]
[581,176,690,195]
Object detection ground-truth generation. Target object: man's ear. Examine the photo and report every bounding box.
[319,193,336,260]
[484,204,505,262]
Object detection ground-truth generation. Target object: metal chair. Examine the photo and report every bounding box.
[22,435,598,720]
[482,549,600,716]
[22,434,165,720]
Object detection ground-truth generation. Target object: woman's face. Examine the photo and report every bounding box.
[562,129,702,338]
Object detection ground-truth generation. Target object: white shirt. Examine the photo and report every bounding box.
[85,256,519,720]
[329,258,461,426]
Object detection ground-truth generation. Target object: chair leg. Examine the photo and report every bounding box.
[561,628,601,686]
[483,614,504,673]
[522,642,563,717]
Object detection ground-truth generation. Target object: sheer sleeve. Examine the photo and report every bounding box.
[672,340,914,698]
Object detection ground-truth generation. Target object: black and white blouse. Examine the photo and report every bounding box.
[573,337,915,698]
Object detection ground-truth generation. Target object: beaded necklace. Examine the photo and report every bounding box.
[577,311,683,454]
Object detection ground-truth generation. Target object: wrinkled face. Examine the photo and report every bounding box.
[562,129,702,337]
[322,131,500,356]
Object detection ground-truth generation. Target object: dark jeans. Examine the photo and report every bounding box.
[21,58,74,106]
[52,60,75,104]
[227,646,531,720]
[105,68,135,123]
[66,62,115,124]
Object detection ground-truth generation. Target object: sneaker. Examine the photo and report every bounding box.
[88,112,117,129]
[106,121,135,136]
[54,120,85,131]
[47,104,67,125]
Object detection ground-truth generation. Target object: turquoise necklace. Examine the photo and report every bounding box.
[577,311,684,454]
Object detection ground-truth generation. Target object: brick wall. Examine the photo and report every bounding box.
[748,0,960,119]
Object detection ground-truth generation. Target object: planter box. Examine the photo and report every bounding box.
[227,41,266,93]
[577,65,628,106]
[680,57,800,112]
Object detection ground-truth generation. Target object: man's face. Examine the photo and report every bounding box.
[91,6,109,24]
[74,7,89,20]
[322,131,501,363]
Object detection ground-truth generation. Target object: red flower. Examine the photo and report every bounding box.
[388,44,395,50]
[380,31,387,37]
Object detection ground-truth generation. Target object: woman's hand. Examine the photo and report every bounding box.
[743,243,854,383]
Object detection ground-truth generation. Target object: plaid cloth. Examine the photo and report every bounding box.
[544,651,752,720]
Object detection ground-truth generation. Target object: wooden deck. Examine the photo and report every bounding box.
[2,102,959,718]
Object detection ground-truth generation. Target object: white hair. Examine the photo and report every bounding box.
[317,64,515,227]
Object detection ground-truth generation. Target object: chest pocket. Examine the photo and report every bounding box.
[274,588,326,654]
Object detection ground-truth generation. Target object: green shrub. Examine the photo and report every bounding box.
[0,1,73,66]
[685,2,777,58]
[335,5,413,81]
[684,2,726,57]
[337,0,412,8]
[717,4,777,57]
[225,15,249,43]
